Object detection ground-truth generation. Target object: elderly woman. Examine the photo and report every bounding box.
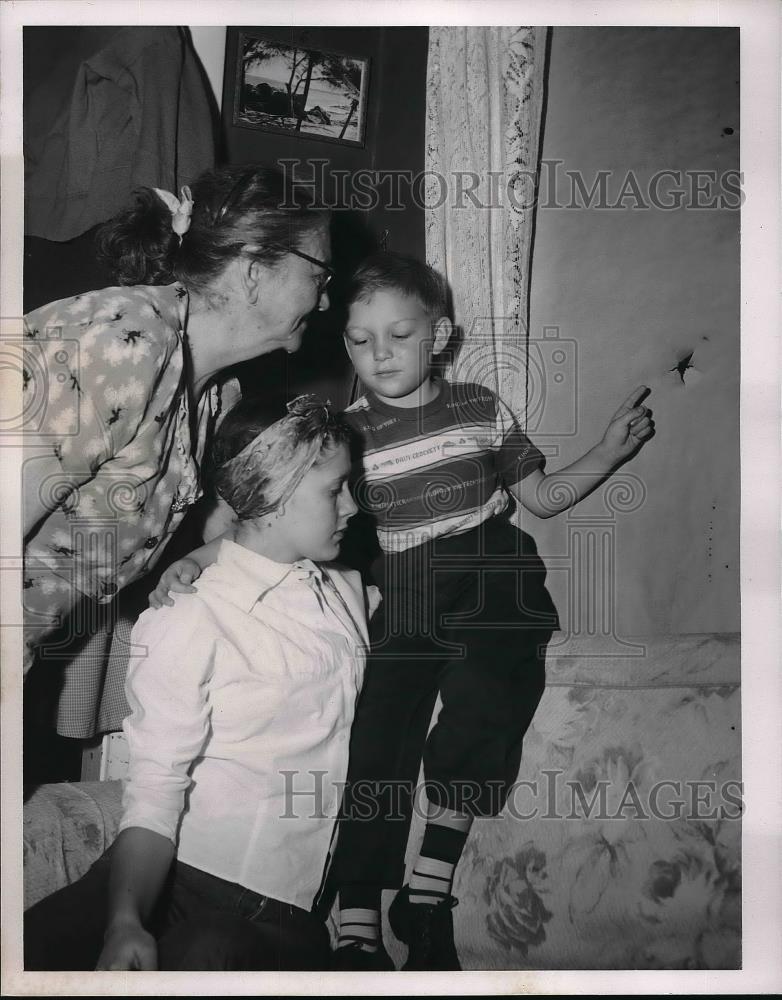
[23,164,333,739]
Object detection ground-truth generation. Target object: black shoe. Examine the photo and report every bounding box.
[387,885,461,971]
[331,941,396,971]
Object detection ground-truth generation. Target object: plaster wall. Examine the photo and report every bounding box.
[190,26,226,110]
[527,27,740,636]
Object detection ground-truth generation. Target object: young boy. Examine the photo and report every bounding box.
[329,252,654,971]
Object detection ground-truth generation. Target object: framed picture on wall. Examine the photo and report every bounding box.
[230,31,370,147]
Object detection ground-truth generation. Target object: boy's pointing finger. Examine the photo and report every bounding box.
[612,386,651,420]
[624,385,651,409]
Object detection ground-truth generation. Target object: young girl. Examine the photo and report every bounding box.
[24,395,368,972]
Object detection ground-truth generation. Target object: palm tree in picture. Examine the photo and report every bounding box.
[318,53,363,138]
[242,39,311,120]
[241,37,362,136]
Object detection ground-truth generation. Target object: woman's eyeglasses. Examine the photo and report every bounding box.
[242,242,335,296]
[280,246,335,295]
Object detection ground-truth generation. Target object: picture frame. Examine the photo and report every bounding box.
[230,30,371,147]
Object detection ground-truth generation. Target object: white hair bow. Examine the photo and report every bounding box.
[153,185,194,243]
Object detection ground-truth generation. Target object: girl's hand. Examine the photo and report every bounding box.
[600,386,655,466]
[96,920,157,970]
[148,557,202,609]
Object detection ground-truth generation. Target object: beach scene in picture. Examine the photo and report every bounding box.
[236,36,368,145]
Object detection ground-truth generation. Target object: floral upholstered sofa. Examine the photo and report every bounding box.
[23,632,741,970]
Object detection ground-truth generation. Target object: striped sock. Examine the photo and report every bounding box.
[409,855,456,905]
[337,907,381,953]
[408,817,470,905]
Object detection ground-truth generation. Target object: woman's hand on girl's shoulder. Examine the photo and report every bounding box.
[148,557,202,609]
[96,919,157,970]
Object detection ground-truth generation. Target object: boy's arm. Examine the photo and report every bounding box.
[510,386,654,518]
[148,533,226,608]
[183,535,225,573]
[187,496,238,574]
[201,494,237,544]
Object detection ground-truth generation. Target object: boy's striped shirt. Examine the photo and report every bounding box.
[344,380,544,554]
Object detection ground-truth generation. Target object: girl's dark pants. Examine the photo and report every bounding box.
[329,517,558,894]
[24,848,330,971]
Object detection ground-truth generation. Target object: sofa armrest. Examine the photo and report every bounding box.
[23,781,124,910]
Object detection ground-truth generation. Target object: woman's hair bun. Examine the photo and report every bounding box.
[96,164,328,292]
[96,188,179,286]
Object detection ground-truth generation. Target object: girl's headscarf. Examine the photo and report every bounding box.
[214,395,344,520]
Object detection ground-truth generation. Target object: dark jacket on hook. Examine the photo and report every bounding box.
[24,26,215,241]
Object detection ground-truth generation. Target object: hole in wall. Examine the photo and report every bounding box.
[669,351,695,384]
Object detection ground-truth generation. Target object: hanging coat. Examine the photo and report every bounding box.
[24,26,216,241]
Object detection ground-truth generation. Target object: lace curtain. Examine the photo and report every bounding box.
[425,27,549,423]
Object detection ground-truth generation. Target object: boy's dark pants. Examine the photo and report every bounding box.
[330,518,557,893]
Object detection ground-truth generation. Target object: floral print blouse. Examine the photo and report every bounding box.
[23,282,236,658]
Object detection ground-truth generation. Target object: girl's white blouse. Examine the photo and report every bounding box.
[119,538,368,910]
